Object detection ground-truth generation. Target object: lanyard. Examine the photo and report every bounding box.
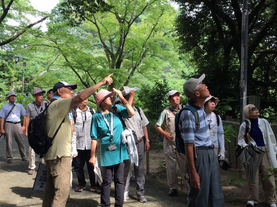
[101,111,113,142]
[8,104,16,114]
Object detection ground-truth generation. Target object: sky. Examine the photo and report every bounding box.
[30,0,59,12]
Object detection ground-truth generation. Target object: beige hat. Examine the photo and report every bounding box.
[183,74,205,98]
[167,90,180,98]
[6,91,17,99]
[205,95,219,106]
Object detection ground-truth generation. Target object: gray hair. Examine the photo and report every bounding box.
[243,104,253,119]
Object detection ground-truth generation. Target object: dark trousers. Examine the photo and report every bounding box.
[187,148,225,207]
[73,149,97,187]
[101,162,125,207]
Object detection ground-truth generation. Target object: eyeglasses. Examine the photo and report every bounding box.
[64,87,73,91]
[249,106,258,111]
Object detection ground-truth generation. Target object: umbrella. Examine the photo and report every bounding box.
[237,144,264,184]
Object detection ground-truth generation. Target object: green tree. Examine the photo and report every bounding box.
[175,0,277,117]
[24,0,181,106]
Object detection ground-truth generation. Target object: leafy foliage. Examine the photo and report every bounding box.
[175,0,277,118]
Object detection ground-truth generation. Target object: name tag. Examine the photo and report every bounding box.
[108,144,117,151]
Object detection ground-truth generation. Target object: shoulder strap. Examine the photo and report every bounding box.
[244,119,250,144]
[72,108,77,124]
[44,99,64,139]
[89,107,95,115]
[5,104,16,120]
[183,105,200,131]
[135,106,143,120]
[215,113,220,126]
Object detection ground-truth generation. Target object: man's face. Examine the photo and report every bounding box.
[59,87,73,98]
[8,95,16,103]
[169,94,180,105]
[34,93,44,103]
[47,91,53,100]
[79,99,88,108]
[195,82,210,98]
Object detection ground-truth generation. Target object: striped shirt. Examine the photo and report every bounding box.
[179,100,212,147]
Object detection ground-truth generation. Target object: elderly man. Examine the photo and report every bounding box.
[122,90,150,203]
[179,74,224,206]
[0,91,27,163]
[155,90,189,196]
[42,75,113,207]
[24,88,48,175]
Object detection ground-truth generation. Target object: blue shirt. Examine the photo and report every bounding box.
[91,104,129,167]
[249,118,265,146]
[0,102,25,122]
[179,100,212,147]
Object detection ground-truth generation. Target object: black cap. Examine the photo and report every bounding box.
[53,81,77,93]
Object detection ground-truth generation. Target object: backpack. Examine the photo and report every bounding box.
[28,101,64,158]
[175,105,200,154]
[72,107,95,124]
[135,106,143,120]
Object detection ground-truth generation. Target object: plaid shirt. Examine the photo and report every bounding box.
[179,101,212,147]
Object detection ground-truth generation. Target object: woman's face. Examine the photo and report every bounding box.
[101,96,113,108]
[205,100,215,114]
[248,104,260,119]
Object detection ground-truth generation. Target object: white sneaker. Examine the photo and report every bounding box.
[123,193,129,202]
[247,201,255,206]
[270,204,277,207]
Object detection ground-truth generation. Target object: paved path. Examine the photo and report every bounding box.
[0,136,188,207]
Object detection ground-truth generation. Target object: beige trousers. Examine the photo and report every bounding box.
[247,146,276,205]
[163,138,189,192]
[42,156,71,207]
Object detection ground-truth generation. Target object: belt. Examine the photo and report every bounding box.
[137,137,144,143]
[6,121,21,124]
[195,145,214,150]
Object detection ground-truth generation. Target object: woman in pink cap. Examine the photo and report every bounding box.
[89,88,135,207]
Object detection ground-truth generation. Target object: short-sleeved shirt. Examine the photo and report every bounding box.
[44,97,72,160]
[25,101,48,120]
[0,102,25,122]
[179,100,212,147]
[91,104,129,167]
[123,106,149,139]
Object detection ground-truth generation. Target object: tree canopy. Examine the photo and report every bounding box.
[175,0,277,119]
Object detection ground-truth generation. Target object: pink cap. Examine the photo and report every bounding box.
[96,89,114,106]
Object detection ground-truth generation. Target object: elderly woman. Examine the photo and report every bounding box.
[238,104,277,207]
[89,88,135,207]
[204,95,225,160]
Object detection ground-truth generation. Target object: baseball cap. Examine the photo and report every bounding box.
[33,88,45,95]
[52,81,77,93]
[183,74,205,98]
[167,90,180,98]
[47,89,53,94]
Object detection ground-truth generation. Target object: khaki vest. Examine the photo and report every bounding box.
[164,108,176,142]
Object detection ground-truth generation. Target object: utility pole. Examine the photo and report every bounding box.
[240,0,248,122]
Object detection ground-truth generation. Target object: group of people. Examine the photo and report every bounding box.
[0,73,276,207]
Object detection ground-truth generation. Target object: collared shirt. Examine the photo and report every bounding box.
[73,107,95,150]
[44,97,72,160]
[123,106,149,139]
[0,102,25,122]
[179,100,212,147]
[25,101,48,120]
[91,104,129,167]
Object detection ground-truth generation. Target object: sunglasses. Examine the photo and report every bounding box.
[249,106,258,111]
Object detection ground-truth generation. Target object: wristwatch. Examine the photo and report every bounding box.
[145,139,150,142]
